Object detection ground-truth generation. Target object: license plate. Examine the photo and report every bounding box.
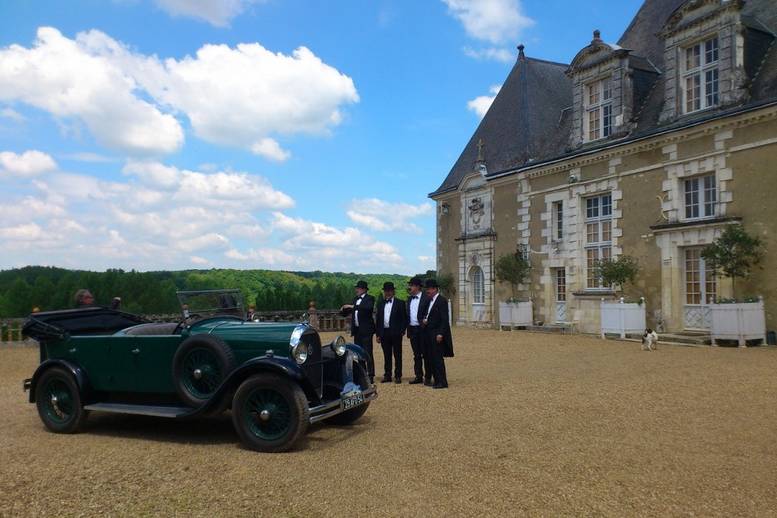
[341,391,365,411]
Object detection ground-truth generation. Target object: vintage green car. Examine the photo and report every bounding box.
[22,290,376,452]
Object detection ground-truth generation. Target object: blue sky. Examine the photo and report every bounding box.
[0,0,644,274]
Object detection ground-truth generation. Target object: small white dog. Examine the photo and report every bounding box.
[642,328,659,351]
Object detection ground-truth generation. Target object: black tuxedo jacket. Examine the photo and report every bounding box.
[376,297,408,338]
[422,294,454,357]
[406,293,430,326]
[350,294,376,336]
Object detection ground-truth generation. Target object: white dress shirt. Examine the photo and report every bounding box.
[409,294,421,326]
[425,293,440,320]
[383,298,393,328]
[354,294,364,327]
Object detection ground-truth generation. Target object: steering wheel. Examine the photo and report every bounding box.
[173,313,201,334]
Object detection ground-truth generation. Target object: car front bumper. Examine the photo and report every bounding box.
[308,385,378,424]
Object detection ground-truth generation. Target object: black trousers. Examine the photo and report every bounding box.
[354,332,375,379]
[380,332,403,379]
[424,332,447,386]
[407,326,425,381]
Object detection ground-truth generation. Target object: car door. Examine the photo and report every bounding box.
[130,335,182,394]
[65,335,137,393]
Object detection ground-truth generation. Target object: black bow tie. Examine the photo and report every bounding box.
[413,295,419,299]
[385,299,393,304]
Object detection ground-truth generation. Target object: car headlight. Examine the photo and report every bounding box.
[331,335,347,357]
[291,341,309,364]
[290,326,308,364]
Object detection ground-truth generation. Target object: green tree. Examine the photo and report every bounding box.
[595,255,640,296]
[495,253,532,301]
[702,225,764,295]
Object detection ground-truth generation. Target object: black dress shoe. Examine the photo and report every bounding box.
[432,384,448,389]
[408,378,423,385]
[369,377,375,384]
[380,377,392,383]
[394,378,401,384]
[423,380,433,386]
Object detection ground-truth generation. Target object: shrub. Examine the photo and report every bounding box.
[702,225,764,295]
[595,255,640,295]
[495,252,531,300]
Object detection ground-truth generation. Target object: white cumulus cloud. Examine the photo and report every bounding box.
[153,0,260,27]
[0,27,184,156]
[0,27,358,161]
[463,46,514,63]
[467,85,501,119]
[0,150,57,177]
[442,0,534,44]
[346,198,433,233]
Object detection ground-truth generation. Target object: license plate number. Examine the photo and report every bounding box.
[342,392,365,410]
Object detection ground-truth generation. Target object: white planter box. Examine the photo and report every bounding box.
[499,301,532,328]
[601,299,646,339]
[710,300,766,347]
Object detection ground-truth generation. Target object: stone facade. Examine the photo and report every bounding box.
[437,107,777,333]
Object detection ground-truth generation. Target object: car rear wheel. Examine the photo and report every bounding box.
[232,373,309,453]
[173,335,236,407]
[35,367,89,434]
[326,363,371,426]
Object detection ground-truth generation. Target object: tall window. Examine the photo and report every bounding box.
[684,174,717,219]
[585,193,612,289]
[585,78,613,142]
[470,266,485,304]
[683,36,719,113]
[685,248,716,305]
[552,201,564,240]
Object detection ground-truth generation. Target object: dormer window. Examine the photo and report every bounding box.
[584,78,613,142]
[682,36,720,114]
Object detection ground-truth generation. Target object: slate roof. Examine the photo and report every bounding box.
[431,0,777,197]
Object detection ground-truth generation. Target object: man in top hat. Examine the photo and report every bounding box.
[376,281,407,384]
[340,280,376,383]
[421,278,454,389]
[406,276,430,385]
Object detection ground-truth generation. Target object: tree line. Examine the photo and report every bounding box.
[0,266,434,317]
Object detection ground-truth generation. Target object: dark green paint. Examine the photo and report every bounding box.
[44,320,302,395]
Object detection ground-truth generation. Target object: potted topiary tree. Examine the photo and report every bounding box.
[495,252,532,329]
[702,225,766,346]
[595,256,646,339]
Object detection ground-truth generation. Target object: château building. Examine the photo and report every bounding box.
[431,0,777,335]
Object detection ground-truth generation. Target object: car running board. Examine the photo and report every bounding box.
[84,403,191,418]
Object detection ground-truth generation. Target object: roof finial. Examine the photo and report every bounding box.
[593,29,601,41]
[517,44,525,60]
[476,138,485,162]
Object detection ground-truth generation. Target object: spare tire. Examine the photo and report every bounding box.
[172,334,236,407]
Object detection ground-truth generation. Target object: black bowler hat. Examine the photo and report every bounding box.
[383,282,395,291]
[408,276,423,287]
[424,278,439,289]
[355,280,368,289]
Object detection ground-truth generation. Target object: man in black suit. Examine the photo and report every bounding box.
[340,280,376,383]
[421,278,454,389]
[376,282,407,384]
[406,276,430,385]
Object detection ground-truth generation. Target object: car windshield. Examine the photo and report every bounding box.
[176,290,244,319]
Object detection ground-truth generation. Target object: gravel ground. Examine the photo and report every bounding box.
[1,329,777,517]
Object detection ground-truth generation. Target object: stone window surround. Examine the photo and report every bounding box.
[659,3,746,122]
[660,133,733,225]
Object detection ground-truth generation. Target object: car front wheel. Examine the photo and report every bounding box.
[231,373,309,453]
[35,367,89,434]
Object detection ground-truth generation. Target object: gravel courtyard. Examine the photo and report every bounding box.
[1,328,776,517]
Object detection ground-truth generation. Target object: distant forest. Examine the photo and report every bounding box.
[0,266,433,317]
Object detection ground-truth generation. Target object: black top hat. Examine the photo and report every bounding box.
[408,276,423,287]
[424,278,439,289]
[382,281,395,291]
[355,280,368,289]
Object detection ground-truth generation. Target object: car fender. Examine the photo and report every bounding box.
[27,359,92,404]
[345,343,369,364]
[191,356,319,417]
